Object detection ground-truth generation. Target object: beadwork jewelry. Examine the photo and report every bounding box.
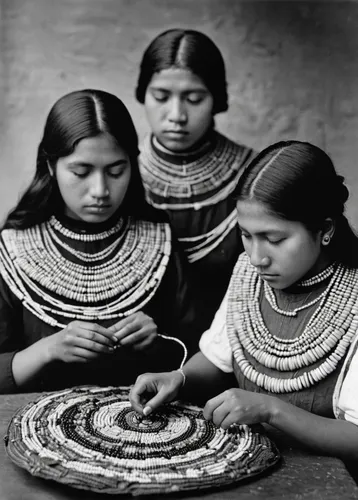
[263,276,334,317]
[296,262,336,287]
[226,253,358,393]
[178,209,238,263]
[140,132,255,210]
[5,386,280,495]
[140,132,254,262]
[0,216,172,327]
[175,368,186,387]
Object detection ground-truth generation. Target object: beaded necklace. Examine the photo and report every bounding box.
[297,262,336,287]
[140,132,254,263]
[0,216,172,328]
[263,263,338,317]
[226,254,358,393]
[139,132,254,210]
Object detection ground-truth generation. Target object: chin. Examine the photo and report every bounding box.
[81,213,113,223]
[160,137,193,152]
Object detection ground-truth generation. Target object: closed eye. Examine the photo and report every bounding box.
[186,93,205,104]
[151,90,168,102]
[72,168,89,178]
[267,238,285,245]
[107,164,128,178]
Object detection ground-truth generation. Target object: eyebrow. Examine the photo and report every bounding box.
[68,159,128,168]
[238,225,286,236]
[149,86,208,93]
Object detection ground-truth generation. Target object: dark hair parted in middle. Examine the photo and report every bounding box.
[235,140,358,267]
[135,29,228,114]
[4,89,150,230]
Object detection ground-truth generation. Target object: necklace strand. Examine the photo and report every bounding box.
[226,254,358,393]
[263,273,335,317]
[297,262,336,287]
[140,132,255,210]
[0,217,172,326]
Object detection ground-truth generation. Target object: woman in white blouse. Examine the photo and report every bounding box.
[130,140,358,461]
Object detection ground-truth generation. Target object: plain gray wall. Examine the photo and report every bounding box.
[1,0,358,226]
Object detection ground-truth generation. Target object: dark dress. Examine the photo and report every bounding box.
[0,213,203,393]
[139,131,255,329]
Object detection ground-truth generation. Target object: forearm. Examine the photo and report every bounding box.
[11,337,51,389]
[180,351,234,404]
[270,397,358,461]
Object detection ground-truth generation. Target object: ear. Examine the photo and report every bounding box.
[321,218,335,246]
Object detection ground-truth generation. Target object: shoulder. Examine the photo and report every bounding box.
[128,218,172,251]
[215,132,256,164]
[0,222,42,246]
[227,252,257,303]
[232,251,253,277]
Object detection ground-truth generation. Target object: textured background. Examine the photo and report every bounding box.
[1,0,358,225]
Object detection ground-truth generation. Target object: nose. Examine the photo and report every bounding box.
[168,98,187,124]
[249,241,270,269]
[89,172,109,199]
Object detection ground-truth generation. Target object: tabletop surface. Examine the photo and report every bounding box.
[1,392,358,500]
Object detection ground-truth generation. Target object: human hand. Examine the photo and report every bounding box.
[203,388,275,429]
[130,371,184,416]
[47,321,117,363]
[108,312,158,350]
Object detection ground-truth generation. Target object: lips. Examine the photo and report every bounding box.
[258,273,279,279]
[86,204,111,208]
[163,130,188,135]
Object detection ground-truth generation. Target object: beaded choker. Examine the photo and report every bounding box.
[297,262,336,287]
[139,132,255,210]
[0,216,171,327]
[227,254,358,393]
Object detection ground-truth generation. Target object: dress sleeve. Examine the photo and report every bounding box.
[333,328,358,425]
[199,292,233,373]
[0,275,23,393]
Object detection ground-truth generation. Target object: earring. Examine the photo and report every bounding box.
[322,235,331,245]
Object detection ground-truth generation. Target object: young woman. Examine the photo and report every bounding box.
[0,89,202,394]
[136,29,256,327]
[130,141,358,461]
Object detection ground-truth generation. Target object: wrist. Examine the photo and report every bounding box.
[265,395,284,426]
[174,368,186,387]
[39,336,56,364]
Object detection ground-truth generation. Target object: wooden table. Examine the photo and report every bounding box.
[1,392,358,500]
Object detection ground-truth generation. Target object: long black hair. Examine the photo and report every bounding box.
[135,29,228,115]
[235,140,358,268]
[3,89,158,230]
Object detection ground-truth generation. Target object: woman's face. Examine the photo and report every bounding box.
[236,200,329,290]
[144,68,214,152]
[54,133,131,223]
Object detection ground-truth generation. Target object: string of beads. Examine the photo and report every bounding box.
[296,262,336,287]
[226,253,358,393]
[6,386,280,495]
[263,265,337,317]
[178,210,238,263]
[140,132,254,210]
[140,132,254,262]
[0,216,172,327]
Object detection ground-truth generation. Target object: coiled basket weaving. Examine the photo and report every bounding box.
[5,386,280,496]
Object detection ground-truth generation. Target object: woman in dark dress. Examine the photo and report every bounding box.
[131,141,358,461]
[136,29,256,328]
[0,89,202,394]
